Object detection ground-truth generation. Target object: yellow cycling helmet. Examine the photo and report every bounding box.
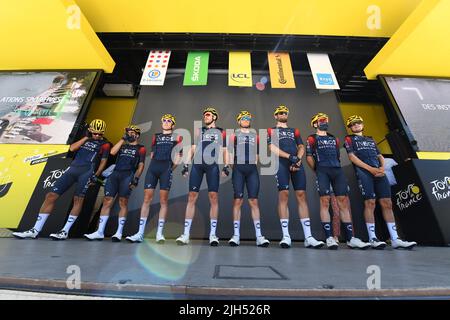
[89,119,106,134]
[310,112,329,127]
[126,124,141,135]
[274,105,289,116]
[203,107,219,120]
[236,110,252,122]
[346,115,364,128]
[161,114,176,126]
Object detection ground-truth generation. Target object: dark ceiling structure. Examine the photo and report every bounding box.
[97,33,388,102]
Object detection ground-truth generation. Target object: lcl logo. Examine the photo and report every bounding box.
[231,73,250,82]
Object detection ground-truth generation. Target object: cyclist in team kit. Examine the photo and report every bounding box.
[13,119,110,240]
[227,111,270,247]
[84,125,146,242]
[344,115,417,249]
[267,106,324,249]
[126,114,183,243]
[306,113,370,250]
[176,107,229,246]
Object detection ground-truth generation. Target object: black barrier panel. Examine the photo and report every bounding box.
[17,156,102,237]
[18,156,74,237]
[393,159,450,246]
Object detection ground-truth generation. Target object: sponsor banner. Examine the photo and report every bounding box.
[306,53,340,90]
[140,50,171,86]
[268,52,296,88]
[228,51,253,87]
[0,71,98,144]
[0,144,68,228]
[183,52,209,86]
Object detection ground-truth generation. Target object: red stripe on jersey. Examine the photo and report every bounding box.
[307,135,316,146]
[151,135,156,146]
[294,128,301,138]
[345,136,353,147]
[230,134,236,145]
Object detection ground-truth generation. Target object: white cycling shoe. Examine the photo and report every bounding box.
[84,231,104,241]
[304,236,325,249]
[12,228,39,239]
[279,235,292,248]
[126,233,144,243]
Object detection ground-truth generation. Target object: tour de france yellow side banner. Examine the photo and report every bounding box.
[268,52,296,88]
[0,144,69,228]
[228,51,253,87]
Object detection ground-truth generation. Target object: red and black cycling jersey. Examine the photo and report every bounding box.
[71,138,110,167]
[306,134,341,168]
[267,127,303,157]
[115,144,146,172]
[151,133,183,161]
[344,134,381,168]
[229,129,259,164]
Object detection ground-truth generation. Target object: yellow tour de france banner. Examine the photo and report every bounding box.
[0,144,69,228]
[228,52,253,87]
[268,52,296,88]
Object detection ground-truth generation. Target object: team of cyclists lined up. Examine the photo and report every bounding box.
[13,106,417,250]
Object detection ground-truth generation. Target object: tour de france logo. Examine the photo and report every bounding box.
[395,183,422,211]
[43,168,68,189]
[430,176,450,201]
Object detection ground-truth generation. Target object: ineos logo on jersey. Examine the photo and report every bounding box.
[158,136,175,143]
[317,139,336,147]
[203,133,220,141]
[237,136,256,144]
[355,141,376,149]
[81,141,98,152]
[278,131,295,140]
[122,149,137,155]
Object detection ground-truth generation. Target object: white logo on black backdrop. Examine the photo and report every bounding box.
[43,168,68,189]
[430,176,450,201]
[395,183,422,211]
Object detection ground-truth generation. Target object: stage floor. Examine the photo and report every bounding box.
[0,238,449,299]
